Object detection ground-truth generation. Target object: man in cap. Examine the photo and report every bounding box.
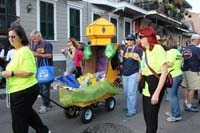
[121,34,142,117]
[182,34,200,112]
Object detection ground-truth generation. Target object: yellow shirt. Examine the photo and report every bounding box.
[140,45,167,96]
[167,49,182,77]
[6,47,38,94]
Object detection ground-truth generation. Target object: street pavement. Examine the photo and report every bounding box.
[0,87,200,133]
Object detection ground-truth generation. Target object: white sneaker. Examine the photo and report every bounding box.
[165,112,171,117]
[39,106,47,114]
[167,116,182,122]
[48,130,51,133]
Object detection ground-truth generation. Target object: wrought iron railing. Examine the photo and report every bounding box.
[134,1,162,11]
[134,1,184,21]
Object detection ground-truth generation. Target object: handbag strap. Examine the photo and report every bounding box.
[144,51,160,79]
[144,51,175,79]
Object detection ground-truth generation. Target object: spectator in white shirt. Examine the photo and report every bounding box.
[6,45,16,64]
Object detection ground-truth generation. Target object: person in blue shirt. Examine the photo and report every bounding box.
[122,34,142,117]
[182,34,200,112]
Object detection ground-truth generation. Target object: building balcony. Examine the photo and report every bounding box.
[133,1,186,21]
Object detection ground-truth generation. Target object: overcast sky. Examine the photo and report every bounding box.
[187,0,200,13]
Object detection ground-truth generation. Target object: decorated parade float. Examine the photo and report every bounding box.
[58,18,120,123]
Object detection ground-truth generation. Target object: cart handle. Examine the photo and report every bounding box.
[39,93,66,109]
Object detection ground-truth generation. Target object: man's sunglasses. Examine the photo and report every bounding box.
[127,39,134,41]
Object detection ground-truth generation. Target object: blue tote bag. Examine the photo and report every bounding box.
[57,74,80,88]
[36,58,55,84]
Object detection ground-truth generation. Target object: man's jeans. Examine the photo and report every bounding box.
[39,83,51,107]
[169,74,183,117]
[122,72,139,114]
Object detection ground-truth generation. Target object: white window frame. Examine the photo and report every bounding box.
[109,14,119,44]
[91,8,104,22]
[124,17,133,37]
[36,0,57,41]
[67,3,83,42]
[16,0,20,16]
[92,12,101,22]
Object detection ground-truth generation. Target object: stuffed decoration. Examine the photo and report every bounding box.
[104,44,115,60]
[83,45,92,60]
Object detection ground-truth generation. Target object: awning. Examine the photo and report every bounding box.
[146,11,182,27]
[85,0,116,9]
[176,27,190,33]
[85,0,147,18]
[112,2,147,18]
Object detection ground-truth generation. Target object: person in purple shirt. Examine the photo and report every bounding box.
[30,30,53,114]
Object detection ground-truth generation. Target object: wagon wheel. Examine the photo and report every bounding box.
[105,97,116,112]
[80,107,93,124]
[64,106,78,118]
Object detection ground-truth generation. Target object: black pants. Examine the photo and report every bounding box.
[10,84,49,133]
[142,75,165,133]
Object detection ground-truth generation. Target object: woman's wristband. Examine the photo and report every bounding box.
[11,71,14,77]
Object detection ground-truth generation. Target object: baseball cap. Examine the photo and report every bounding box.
[191,34,200,40]
[126,34,136,40]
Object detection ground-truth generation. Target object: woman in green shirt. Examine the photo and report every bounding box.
[138,27,168,133]
[2,26,50,133]
[165,39,183,122]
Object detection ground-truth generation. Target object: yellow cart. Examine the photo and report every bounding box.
[57,18,119,123]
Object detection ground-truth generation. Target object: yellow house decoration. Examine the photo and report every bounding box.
[86,18,116,45]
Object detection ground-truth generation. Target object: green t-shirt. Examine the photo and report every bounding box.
[140,45,167,96]
[167,49,182,77]
[6,47,38,94]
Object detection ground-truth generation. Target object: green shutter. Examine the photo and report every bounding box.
[40,1,54,40]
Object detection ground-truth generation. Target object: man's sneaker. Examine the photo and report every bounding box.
[39,106,47,114]
[165,112,171,117]
[167,116,182,122]
[185,106,199,112]
[192,104,198,108]
[125,112,136,117]
[48,130,51,133]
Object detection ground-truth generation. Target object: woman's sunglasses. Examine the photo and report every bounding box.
[9,36,16,39]
[138,35,146,39]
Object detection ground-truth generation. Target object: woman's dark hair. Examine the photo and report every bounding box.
[8,26,29,46]
[138,27,157,51]
[167,38,178,49]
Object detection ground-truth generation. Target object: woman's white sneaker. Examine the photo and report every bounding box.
[167,116,182,122]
